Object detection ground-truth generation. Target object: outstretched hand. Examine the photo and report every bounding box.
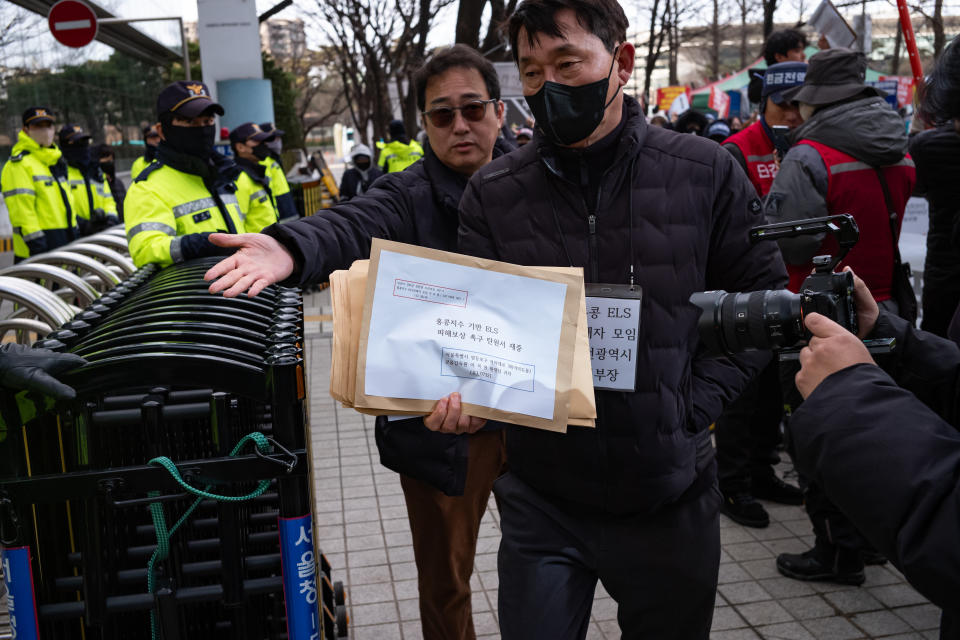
[423,392,487,435]
[204,233,296,298]
[795,312,873,399]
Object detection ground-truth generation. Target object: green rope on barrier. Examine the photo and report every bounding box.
[146,432,274,640]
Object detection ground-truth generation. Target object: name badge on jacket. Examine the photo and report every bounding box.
[586,283,642,392]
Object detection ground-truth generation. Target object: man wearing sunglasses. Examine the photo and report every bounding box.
[457,0,787,637]
[203,45,511,640]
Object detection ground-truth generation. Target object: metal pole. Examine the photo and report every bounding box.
[179,17,191,81]
[97,16,191,80]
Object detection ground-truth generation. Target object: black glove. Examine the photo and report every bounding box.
[0,344,87,400]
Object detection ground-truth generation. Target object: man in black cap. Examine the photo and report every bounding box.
[95,143,126,220]
[257,122,298,220]
[131,125,161,179]
[1,107,79,259]
[228,122,282,231]
[377,118,424,173]
[123,81,251,267]
[765,47,917,585]
[59,124,119,234]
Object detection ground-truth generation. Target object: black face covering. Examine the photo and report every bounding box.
[145,143,158,161]
[525,46,622,146]
[162,124,217,159]
[100,161,115,177]
[252,144,272,161]
[354,159,371,171]
[63,145,92,168]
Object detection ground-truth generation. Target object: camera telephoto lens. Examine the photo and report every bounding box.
[690,290,804,356]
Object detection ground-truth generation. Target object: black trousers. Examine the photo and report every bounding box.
[495,472,721,640]
[921,281,960,339]
[715,359,783,495]
[780,360,865,550]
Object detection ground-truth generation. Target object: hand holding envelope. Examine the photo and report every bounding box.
[329,239,596,432]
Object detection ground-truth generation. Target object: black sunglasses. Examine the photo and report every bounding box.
[422,99,497,128]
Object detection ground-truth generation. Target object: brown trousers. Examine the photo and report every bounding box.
[400,429,507,640]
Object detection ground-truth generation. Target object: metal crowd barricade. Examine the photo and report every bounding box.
[0,257,349,640]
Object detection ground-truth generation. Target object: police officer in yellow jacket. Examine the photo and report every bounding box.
[229,122,281,232]
[58,124,119,234]
[131,125,161,179]
[258,122,299,220]
[377,119,424,173]
[124,81,253,268]
[1,107,79,260]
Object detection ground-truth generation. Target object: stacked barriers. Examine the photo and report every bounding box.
[0,257,348,640]
[0,226,133,344]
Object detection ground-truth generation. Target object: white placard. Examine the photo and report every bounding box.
[586,297,641,391]
[364,250,568,420]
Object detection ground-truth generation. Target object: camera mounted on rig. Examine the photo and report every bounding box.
[690,214,863,358]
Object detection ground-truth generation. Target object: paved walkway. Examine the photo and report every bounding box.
[302,289,943,640]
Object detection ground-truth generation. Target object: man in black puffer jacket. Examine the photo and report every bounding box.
[458,1,787,638]
[203,45,513,640]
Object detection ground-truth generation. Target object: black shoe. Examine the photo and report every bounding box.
[860,548,888,566]
[777,547,865,586]
[720,492,770,528]
[752,475,804,506]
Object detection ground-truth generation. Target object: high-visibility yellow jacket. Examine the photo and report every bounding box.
[131,155,153,181]
[124,159,249,267]
[260,156,298,219]
[377,139,424,173]
[1,130,79,258]
[66,164,118,232]
[234,169,277,233]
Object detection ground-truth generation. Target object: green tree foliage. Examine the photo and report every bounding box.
[262,52,305,148]
[164,40,203,84]
[5,51,164,143]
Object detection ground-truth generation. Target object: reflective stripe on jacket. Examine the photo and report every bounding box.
[260,156,299,219]
[124,163,246,267]
[235,170,278,232]
[66,164,117,223]
[1,130,78,258]
[784,140,916,299]
[723,120,778,197]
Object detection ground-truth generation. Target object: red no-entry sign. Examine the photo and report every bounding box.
[48,0,98,48]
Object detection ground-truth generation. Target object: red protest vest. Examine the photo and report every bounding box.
[786,139,916,301]
[724,121,779,197]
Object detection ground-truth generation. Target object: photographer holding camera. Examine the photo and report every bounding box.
[789,268,960,637]
[761,47,917,585]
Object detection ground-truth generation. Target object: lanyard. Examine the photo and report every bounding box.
[542,156,638,287]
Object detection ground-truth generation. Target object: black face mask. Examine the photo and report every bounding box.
[63,145,91,168]
[163,124,217,159]
[145,143,158,161]
[354,159,371,171]
[524,46,621,146]
[100,161,115,176]
[252,144,272,161]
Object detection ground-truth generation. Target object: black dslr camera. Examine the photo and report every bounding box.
[690,214,891,358]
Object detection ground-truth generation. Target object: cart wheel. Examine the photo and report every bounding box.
[336,604,349,637]
[333,580,345,606]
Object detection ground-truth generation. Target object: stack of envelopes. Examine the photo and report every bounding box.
[328,240,596,433]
